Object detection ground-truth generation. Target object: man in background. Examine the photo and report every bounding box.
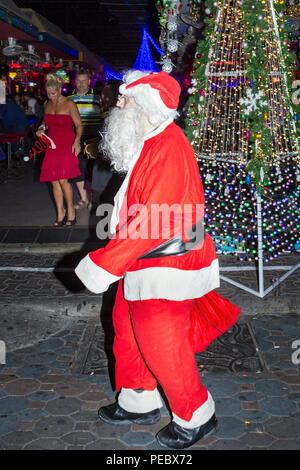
[23,92,37,116]
[69,69,102,209]
[87,80,121,211]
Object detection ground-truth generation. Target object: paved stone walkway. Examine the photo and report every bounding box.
[0,313,299,451]
[0,250,299,451]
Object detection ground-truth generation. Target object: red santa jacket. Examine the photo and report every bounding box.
[75,119,220,300]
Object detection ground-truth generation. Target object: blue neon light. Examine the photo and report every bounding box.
[133,28,163,72]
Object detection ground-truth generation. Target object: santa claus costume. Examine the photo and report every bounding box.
[75,71,241,449]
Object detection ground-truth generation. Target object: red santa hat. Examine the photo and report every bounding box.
[119,71,181,113]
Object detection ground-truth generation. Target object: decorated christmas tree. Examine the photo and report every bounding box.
[184,0,299,280]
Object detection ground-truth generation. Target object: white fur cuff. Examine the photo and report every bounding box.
[172,392,215,429]
[75,254,121,294]
[118,388,163,413]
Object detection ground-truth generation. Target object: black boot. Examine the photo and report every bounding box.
[98,402,161,425]
[156,414,218,449]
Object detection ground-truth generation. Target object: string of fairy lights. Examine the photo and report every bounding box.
[184,0,299,262]
[197,0,248,163]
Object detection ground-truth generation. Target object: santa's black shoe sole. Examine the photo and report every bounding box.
[98,407,161,425]
[156,414,218,449]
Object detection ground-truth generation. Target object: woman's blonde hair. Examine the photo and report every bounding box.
[45,73,64,90]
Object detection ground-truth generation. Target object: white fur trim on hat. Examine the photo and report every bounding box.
[119,82,174,115]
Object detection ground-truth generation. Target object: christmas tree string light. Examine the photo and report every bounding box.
[184,0,299,263]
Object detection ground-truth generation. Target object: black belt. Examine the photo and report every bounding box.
[138,218,205,260]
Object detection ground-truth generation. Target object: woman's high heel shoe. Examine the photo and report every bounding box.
[53,213,66,228]
[65,216,76,227]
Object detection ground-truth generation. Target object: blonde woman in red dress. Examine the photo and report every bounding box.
[37,73,82,227]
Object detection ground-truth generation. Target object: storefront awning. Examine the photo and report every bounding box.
[0,1,78,62]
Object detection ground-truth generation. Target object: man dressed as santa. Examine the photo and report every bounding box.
[75,70,241,449]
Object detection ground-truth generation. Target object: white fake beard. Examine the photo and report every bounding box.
[100,103,145,173]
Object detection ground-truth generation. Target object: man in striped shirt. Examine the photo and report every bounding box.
[69,70,102,209]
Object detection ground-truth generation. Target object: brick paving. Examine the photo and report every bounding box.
[0,252,97,302]
[0,252,299,313]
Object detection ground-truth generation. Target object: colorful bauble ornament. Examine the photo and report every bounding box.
[263,112,268,121]
[246,130,250,140]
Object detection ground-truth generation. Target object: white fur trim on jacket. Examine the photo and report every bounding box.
[173,392,215,429]
[123,258,220,301]
[118,388,163,413]
[75,254,121,294]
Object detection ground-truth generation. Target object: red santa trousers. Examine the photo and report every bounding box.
[112,280,240,421]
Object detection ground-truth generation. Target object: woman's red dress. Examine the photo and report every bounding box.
[40,114,81,182]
